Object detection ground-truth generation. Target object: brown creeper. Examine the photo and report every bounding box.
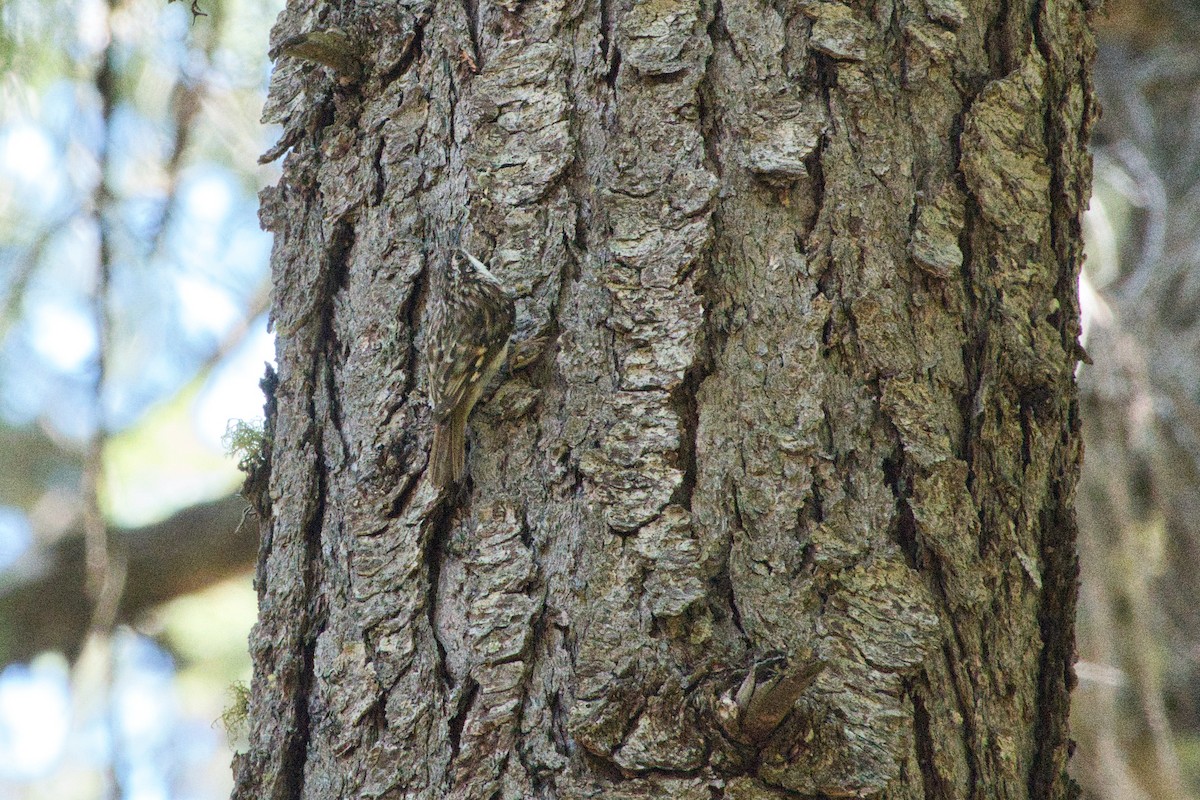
[425,247,516,488]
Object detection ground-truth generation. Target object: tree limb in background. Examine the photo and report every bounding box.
[0,494,256,666]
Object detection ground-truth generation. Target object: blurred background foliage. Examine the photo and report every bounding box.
[0,0,277,795]
[1076,2,1200,797]
[0,0,1198,796]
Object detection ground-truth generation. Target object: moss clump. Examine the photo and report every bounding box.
[219,680,251,745]
[223,419,268,476]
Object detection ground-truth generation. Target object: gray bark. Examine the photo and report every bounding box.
[235,1,1093,798]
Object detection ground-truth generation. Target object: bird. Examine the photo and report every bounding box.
[425,246,515,488]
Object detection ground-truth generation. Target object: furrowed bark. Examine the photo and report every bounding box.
[236,1,1093,797]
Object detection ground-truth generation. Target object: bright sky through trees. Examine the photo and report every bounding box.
[0,0,282,793]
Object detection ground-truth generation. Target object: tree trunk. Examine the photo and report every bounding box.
[234,1,1093,798]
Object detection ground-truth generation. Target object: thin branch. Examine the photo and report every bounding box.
[83,3,123,637]
[81,14,123,798]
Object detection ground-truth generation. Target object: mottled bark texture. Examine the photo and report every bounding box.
[235,1,1093,798]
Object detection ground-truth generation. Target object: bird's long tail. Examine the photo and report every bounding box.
[430,417,467,488]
